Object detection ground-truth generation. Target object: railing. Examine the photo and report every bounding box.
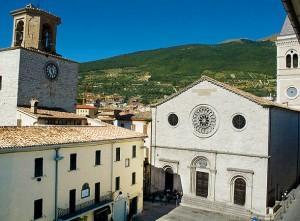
[58,193,113,220]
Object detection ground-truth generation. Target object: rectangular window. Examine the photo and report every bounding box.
[116,148,120,161]
[0,76,2,90]
[132,145,136,158]
[125,158,130,167]
[95,150,101,165]
[115,177,120,191]
[34,199,43,220]
[34,158,43,177]
[70,153,77,171]
[131,124,136,131]
[132,172,136,185]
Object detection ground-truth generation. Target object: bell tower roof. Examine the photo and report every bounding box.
[10,4,61,54]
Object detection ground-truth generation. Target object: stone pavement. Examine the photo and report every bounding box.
[133,201,176,221]
[156,206,249,221]
[282,188,300,221]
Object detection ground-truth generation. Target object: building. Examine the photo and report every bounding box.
[150,18,300,220]
[0,4,78,126]
[0,124,146,221]
[281,0,300,40]
[17,100,88,126]
[76,104,97,118]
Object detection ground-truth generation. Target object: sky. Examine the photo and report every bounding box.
[0,0,286,62]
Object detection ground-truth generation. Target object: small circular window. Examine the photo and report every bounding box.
[168,113,179,126]
[286,87,298,99]
[232,114,246,130]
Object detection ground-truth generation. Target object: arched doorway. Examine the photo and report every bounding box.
[190,157,210,198]
[233,178,246,206]
[164,167,174,191]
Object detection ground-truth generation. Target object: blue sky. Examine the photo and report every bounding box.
[0,0,286,62]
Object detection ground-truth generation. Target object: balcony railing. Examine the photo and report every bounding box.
[58,193,113,220]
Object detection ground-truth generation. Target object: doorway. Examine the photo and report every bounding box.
[234,178,246,206]
[196,172,209,198]
[165,167,174,191]
[69,189,76,213]
[129,197,138,219]
[94,207,109,221]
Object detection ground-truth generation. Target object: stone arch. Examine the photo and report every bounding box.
[230,175,247,206]
[42,23,53,52]
[163,165,174,191]
[15,20,24,46]
[190,156,211,198]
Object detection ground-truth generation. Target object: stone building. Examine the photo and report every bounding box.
[150,18,300,220]
[0,4,78,126]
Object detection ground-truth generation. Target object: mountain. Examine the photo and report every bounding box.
[79,40,277,104]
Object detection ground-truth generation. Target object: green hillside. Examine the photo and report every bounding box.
[79,40,277,104]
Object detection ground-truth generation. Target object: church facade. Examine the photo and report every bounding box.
[151,17,300,220]
[0,5,78,126]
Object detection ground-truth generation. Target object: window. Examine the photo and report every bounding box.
[287,54,292,68]
[15,20,24,46]
[125,158,130,167]
[294,54,299,68]
[42,24,53,52]
[81,183,90,198]
[116,148,120,161]
[168,113,179,126]
[131,124,136,131]
[95,150,101,165]
[70,153,77,171]
[232,114,246,130]
[287,86,298,99]
[34,158,43,177]
[132,172,136,185]
[132,145,136,158]
[0,76,2,90]
[34,199,43,220]
[115,177,120,191]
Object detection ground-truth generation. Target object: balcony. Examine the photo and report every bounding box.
[58,193,113,221]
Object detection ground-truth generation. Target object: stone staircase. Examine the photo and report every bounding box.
[181,195,259,220]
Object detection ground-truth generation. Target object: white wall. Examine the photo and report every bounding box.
[151,80,270,215]
[0,49,20,126]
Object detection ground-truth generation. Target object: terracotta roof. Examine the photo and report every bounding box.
[18,107,86,120]
[76,105,97,110]
[151,75,300,112]
[131,112,152,121]
[0,124,146,151]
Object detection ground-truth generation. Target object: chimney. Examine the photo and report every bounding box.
[30,98,39,114]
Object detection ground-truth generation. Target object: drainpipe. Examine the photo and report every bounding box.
[54,149,64,221]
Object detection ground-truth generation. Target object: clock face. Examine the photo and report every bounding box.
[45,63,58,80]
[286,86,298,99]
[191,105,218,137]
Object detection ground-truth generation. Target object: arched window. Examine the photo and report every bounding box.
[15,20,24,46]
[42,24,53,52]
[287,54,292,68]
[81,183,90,198]
[234,178,246,206]
[293,54,299,68]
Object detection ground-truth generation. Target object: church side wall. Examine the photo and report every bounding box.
[268,108,300,206]
[17,49,78,112]
[0,49,20,126]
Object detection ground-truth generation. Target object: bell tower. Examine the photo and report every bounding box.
[10,4,61,54]
[276,16,300,109]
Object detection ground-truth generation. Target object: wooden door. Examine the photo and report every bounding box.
[234,178,246,205]
[196,172,209,198]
